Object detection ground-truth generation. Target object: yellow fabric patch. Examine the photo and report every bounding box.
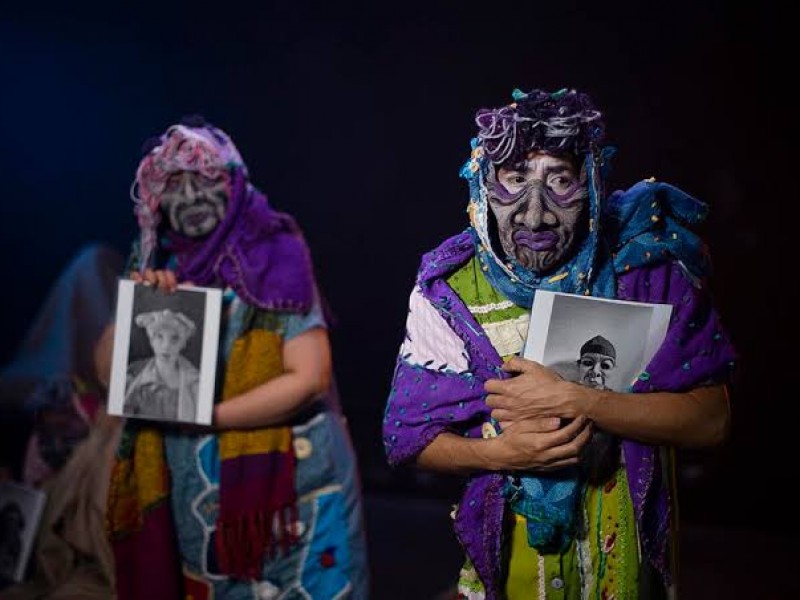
[219,329,289,459]
[106,428,169,537]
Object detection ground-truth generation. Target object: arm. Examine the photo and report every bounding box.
[486,357,730,448]
[213,326,331,429]
[416,415,593,474]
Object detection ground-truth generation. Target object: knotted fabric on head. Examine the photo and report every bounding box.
[461,88,612,307]
[135,309,195,344]
[129,117,314,313]
[131,117,247,270]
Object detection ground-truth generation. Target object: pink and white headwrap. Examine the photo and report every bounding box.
[130,120,248,269]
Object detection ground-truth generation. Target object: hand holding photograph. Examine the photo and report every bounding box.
[523,290,673,392]
[107,280,222,425]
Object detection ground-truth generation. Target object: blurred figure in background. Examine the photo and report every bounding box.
[0,243,124,599]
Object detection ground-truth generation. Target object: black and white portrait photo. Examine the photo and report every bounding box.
[107,280,222,425]
[0,481,45,583]
[523,291,673,392]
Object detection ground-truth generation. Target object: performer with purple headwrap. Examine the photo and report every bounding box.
[383,89,736,599]
[101,117,368,599]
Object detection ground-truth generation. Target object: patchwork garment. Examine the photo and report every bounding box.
[107,292,368,599]
[383,180,737,600]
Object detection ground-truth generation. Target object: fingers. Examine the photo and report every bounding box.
[551,415,590,445]
[130,269,179,293]
[519,417,592,469]
[502,356,543,375]
[157,269,178,291]
[483,379,508,395]
[485,392,509,409]
[510,417,562,433]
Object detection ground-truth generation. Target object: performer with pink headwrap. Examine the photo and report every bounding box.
[102,116,368,600]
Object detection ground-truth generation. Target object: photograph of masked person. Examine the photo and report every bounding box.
[383,88,736,600]
[576,335,616,391]
[573,334,619,486]
[123,308,200,422]
[102,116,368,600]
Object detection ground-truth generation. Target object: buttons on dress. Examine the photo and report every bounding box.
[293,437,312,459]
[551,577,564,590]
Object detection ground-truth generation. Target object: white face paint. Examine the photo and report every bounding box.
[159,171,229,238]
[577,352,616,390]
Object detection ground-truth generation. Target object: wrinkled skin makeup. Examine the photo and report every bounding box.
[487,151,588,274]
[578,352,616,390]
[159,171,229,238]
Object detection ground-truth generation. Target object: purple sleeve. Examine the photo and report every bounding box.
[383,358,489,467]
[619,261,737,392]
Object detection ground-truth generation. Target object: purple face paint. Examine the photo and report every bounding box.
[486,153,589,273]
[512,229,559,251]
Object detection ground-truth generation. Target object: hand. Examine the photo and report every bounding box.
[130,268,188,293]
[490,414,593,471]
[485,356,593,424]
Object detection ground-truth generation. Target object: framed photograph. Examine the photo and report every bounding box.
[0,481,46,583]
[523,291,673,392]
[107,280,222,425]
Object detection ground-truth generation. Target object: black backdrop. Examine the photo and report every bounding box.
[1,1,795,531]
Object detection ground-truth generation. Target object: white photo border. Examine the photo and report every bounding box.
[107,279,222,425]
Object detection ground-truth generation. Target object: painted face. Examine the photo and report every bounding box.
[147,325,189,362]
[577,352,616,390]
[487,151,588,273]
[159,171,228,237]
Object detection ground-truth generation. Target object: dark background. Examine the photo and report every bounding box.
[1,1,797,594]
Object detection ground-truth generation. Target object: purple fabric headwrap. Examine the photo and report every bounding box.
[166,167,314,312]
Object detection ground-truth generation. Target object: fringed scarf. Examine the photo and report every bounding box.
[214,327,298,578]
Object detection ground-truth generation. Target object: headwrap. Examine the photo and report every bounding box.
[131,116,314,312]
[461,88,711,307]
[135,309,195,342]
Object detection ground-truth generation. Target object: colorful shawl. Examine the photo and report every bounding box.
[383,180,737,599]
